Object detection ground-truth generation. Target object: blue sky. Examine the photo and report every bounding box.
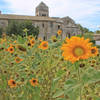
[0,0,100,32]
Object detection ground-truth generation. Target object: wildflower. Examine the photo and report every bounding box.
[8,79,17,88]
[57,30,62,35]
[30,78,38,87]
[28,36,34,40]
[91,60,96,63]
[13,41,17,43]
[51,36,57,42]
[61,36,92,63]
[30,38,35,46]
[15,57,23,63]
[8,46,14,53]
[91,64,94,67]
[0,47,4,51]
[27,43,31,46]
[38,37,42,42]
[4,70,7,74]
[90,46,98,56]
[79,63,85,68]
[38,41,48,50]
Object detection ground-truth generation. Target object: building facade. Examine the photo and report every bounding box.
[0,2,81,40]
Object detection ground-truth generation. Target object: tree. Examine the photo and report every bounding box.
[77,24,93,34]
[95,30,100,34]
[6,20,39,38]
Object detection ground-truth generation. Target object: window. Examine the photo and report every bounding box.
[42,14,46,16]
[58,25,60,29]
[42,23,44,28]
[50,22,53,28]
[43,36,46,40]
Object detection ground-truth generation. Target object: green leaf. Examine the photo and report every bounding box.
[81,68,100,85]
[52,89,64,98]
[17,35,26,44]
[64,79,80,100]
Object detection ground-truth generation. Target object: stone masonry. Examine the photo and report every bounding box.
[0,2,81,40]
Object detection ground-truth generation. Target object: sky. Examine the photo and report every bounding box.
[0,0,100,31]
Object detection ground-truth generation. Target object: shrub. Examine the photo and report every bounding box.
[6,20,39,38]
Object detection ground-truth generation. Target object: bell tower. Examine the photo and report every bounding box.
[35,2,49,17]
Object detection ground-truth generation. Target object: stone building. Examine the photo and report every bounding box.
[0,2,81,40]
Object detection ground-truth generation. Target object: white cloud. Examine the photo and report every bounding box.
[4,0,100,17]
[3,0,100,31]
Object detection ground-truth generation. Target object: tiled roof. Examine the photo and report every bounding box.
[0,14,56,22]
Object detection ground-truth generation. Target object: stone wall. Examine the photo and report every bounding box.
[0,19,8,31]
[0,14,81,40]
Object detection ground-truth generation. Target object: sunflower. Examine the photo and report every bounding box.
[90,46,98,56]
[0,47,4,51]
[51,36,57,42]
[30,39,35,46]
[38,37,42,42]
[57,30,62,35]
[28,36,34,40]
[38,41,48,50]
[15,57,23,63]
[13,41,17,43]
[8,79,17,88]
[30,78,38,87]
[61,36,92,63]
[8,46,14,53]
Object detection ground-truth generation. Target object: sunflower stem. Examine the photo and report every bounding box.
[78,66,82,100]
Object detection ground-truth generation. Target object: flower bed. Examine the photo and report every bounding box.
[0,32,100,100]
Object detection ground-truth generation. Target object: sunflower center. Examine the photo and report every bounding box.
[31,40,35,44]
[73,47,84,57]
[12,81,16,85]
[10,48,13,51]
[16,58,20,62]
[33,80,36,83]
[43,43,47,47]
[91,49,96,54]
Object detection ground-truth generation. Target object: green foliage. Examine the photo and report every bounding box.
[95,30,100,34]
[76,32,95,45]
[77,24,93,33]
[83,32,93,40]
[90,40,96,45]
[6,20,39,38]
[0,35,100,100]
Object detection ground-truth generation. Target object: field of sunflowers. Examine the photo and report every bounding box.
[0,30,100,100]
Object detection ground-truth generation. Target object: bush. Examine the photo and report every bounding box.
[90,40,96,45]
[6,20,39,38]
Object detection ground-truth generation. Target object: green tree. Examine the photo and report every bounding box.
[6,20,39,38]
[95,30,100,34]
[77,24,93,34]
